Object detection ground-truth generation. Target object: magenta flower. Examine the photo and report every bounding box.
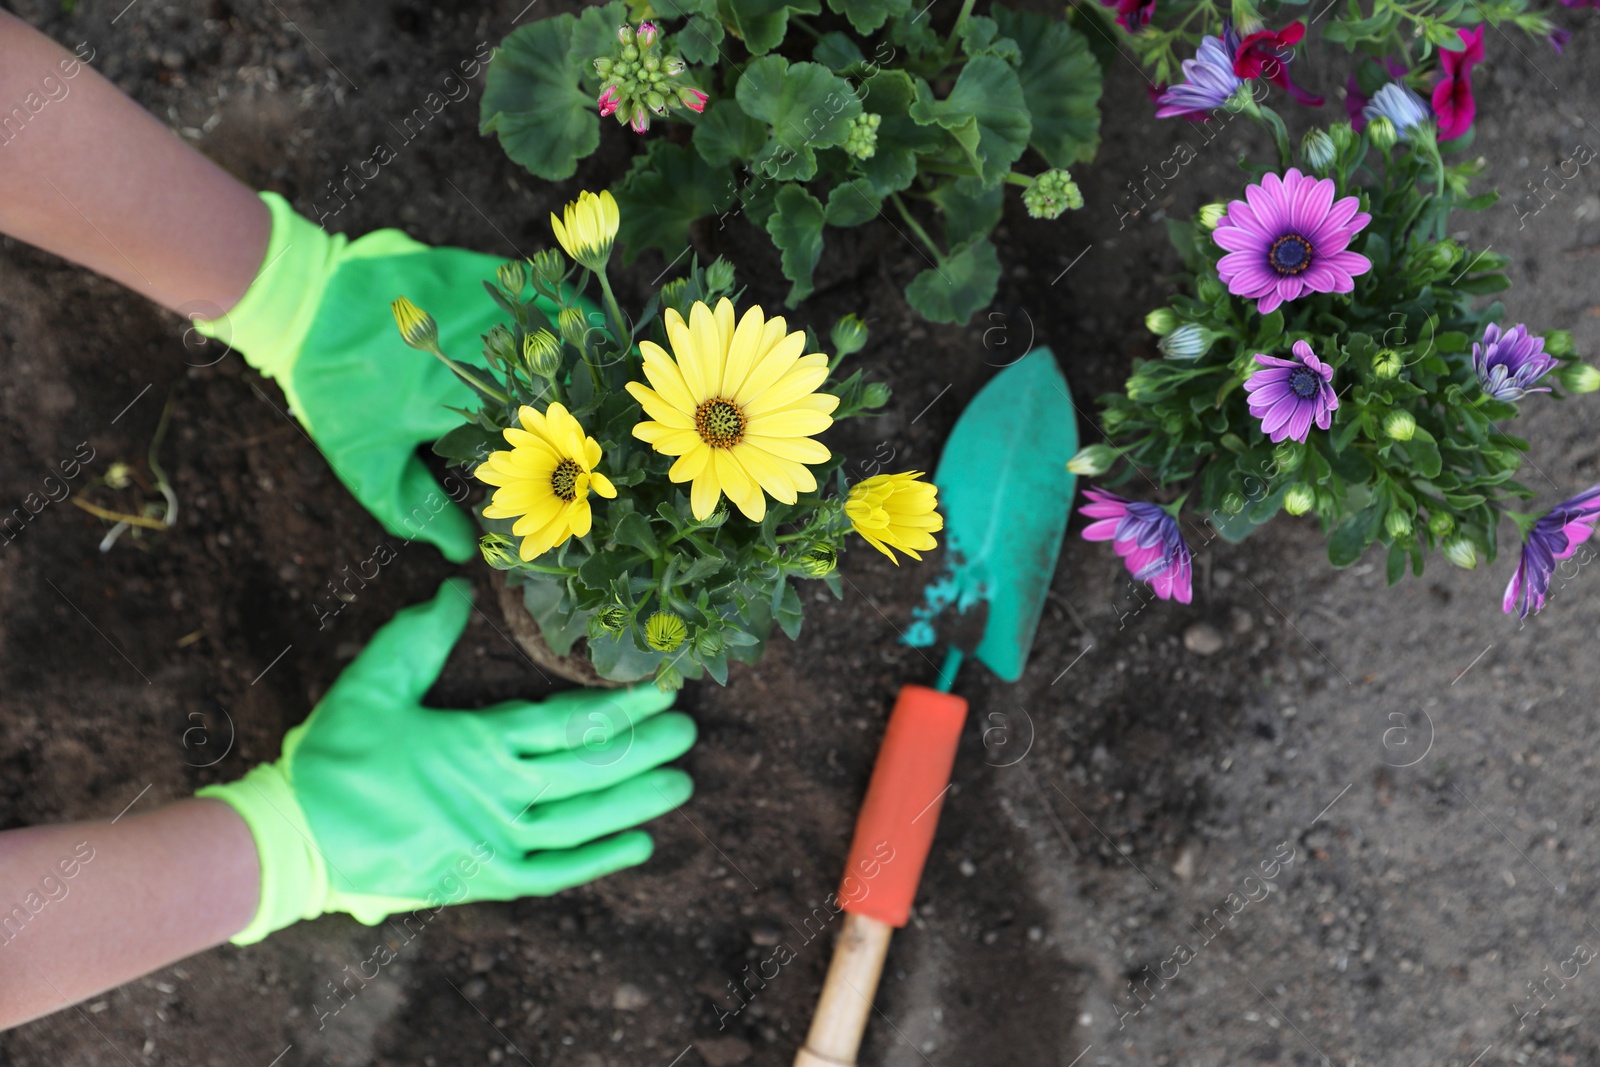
[678,86,708,113]
[636,20,659,47]
[1503,485,1600,617]
[1550,26,1572,53]
[1102,0,1157,32]
[1432,26,1484,140]
[1473,323,1557,401]
[1213,168,1373,313]
[1244,341,1339,443]
[1080,489,1194,603]
[598,85,620,118]
[629,104,649,134]
[1233,21,1324,107]
[1156,30,1244,119]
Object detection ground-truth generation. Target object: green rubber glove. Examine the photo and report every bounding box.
[194,192,546,562]
[199,578,696,944]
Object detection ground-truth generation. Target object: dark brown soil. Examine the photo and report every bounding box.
[8,2,1600,1067]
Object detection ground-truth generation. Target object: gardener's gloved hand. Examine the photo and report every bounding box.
[194,192,545,562]
[199,578,696,944]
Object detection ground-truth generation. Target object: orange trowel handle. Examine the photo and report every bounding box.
[794,684,969,1067]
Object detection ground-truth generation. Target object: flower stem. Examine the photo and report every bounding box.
[1003,171,1034,188]
[942,0,980,65]
[890,193,946,264]
[432,349,510,404]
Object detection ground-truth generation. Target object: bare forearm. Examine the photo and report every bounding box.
[0,798,259,1030]
[0,9,268,315]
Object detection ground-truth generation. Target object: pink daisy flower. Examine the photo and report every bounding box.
[1503,485,1600,618]
[1213,168,1373,314]
[1079,488,1194,603]
[1244,340,1339,443]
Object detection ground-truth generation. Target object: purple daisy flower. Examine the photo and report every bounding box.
[1503,484,1600,618]
[1244,340,1340,442]
[1080,488,1194,603]
[1473,323,1557,401]
[1155,29,1244,119]
[1212,168,1373,314]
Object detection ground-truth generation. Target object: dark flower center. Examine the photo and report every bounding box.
[1269,234,1313,276]
[550,458,583,502]
[695,397,747,448]
[1287,366,1321,399]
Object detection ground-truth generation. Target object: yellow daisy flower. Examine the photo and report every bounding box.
[550,189,620,272]
[477,402,617,561]
[626,298,839,522]
[846,471,943,564]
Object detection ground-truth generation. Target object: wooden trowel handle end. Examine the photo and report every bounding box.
[792,912,894,1067]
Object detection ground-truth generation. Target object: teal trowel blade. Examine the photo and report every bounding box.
[904,348,1079,682]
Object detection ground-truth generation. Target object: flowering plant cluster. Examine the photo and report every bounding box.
[478,2,1102,325]
[1071,117,1600,615]
[1121,0,1561,135]
[391,191,941,690]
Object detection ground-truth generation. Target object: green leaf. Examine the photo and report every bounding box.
[827,0,910,34]
[572,2,630,69]
[992,6,1102,168]
[767,183,827,305]
[719,0,822,55]
[1386,542,1407,585]
[480,15,601,182]
[927,176,1003,249]
[774,580,804,640]
[909,54,1030,187]
[813,31,865,70]
[614,140,735,262]
[825,179,883,227]
[958,15,1021,63]
[693,99,769,166]
[904,238,1001,326]
[586,629,661,682]
[854,69,943,197]
[432,423,500,464]
[521,578,590,657]
[1400,436,1443,478]
[1328,504,1382,567]
[736,55,863,181]
[611,510,659,555]
[672,12,726,65]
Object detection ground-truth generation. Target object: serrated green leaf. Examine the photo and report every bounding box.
[927,175,1003,249]
[767,183,827,305]
[909,54,1030,187]
[693,99,768,166]
[719,0,822,55]
[672,11,726,65]
[737,55,863,181]
[958,15,1021,63]
[814,30,865,69]
[614,140,735,262]
[825,179,883,227]
[904,238,1001,325]
[480,15,601,182]
[612,510,659,554]
[827,0,910,35]
[854,69,943,197]
[993,5,1101,168]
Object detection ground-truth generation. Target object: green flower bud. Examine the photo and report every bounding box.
[391,296,440,354]
[1302,128,1336,172]
[706,256,736,293]
[558,306,591,350]
[1022,168,1084,220]
[844,112,881,160]
[1145,308,1177,337]
[1328,122,1356,154]
[587,604,630,641]
[594,57,614,76]
[1428,511,1454,537]
[654,660,684,693]
[1373,349,1404,379]
[1272,442,1303,474]
[1424,241,1460,272]
[1196,276,1225,303]
[1066,444,1117,476]
[694,628,725,657]
[696,500,729,529]
[644,89,667,114]
[1159,324,1215,361]
[1368,115,1398,152]
[482,323,517,368]
[1386,509,1413,538]
[1384,410,1417,441]
[1545,330,1576,357]
[496,259,527,295]
[523,329,563,378]
[794,544,837,578]
[831,313,869,358]
[1197,203,1228,230]
[479,533,519,570]
[645,611,687,652]
[861,381,892,408]
[1558,363,1600,394]
[1284,484,1315,516]
[1443,536,1478,570]
[532,248,567,283]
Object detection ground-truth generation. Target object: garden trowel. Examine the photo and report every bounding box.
[794,348,1078,1067]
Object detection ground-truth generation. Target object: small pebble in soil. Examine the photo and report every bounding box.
[612,983,649,1011]
[1183,622,1225,655]
[959,859,976,877]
